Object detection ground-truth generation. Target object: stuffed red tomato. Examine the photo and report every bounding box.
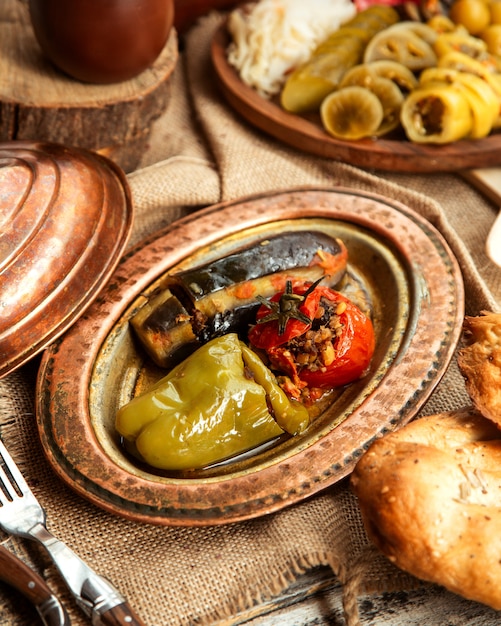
[248,279,375,402]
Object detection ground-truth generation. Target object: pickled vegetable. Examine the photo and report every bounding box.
[338,62,407,136]
[281,4,399,113]
[340,60,418,93]
[438,50,501,94]
[449,0,491,35]
[490,1,501,24]
[480,23,501,56]
[338,73,404,136]
[116,333,309,471]
[314,28,372,55]
[281,47,363,113]
[427,14,467,34]
[363,22,438,70]
[321,86,384,140]
[400,84,473,143]
[367,76,404,135]
[420,67,499,138]
[394,21,440,45]
[433,31,488,58]
[452,78,498,138]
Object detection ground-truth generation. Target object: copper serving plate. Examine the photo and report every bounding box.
[0,141,133,378]
[36,188,464,526]
[211,22,501,173]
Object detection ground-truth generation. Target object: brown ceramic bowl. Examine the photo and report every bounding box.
[0,140,133,378]
[174,0,239,33]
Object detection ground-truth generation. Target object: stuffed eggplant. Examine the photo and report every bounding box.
[131,231,348,368]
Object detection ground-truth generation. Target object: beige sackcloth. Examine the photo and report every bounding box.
[2,11,501,626]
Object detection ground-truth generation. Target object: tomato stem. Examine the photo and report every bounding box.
[255,277,324,335]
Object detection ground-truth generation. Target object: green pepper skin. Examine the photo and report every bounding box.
[116,333,309,471]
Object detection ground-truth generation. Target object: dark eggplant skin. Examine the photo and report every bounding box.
[168,231,346,302]
[131,231,348,368]
[198,301,260,343]
[131,289,199,367]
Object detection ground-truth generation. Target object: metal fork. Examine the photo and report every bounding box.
[0,438,146,626]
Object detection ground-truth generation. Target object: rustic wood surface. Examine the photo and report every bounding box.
[217,567,501,625]
[0,0,178,172]
[462,168,501,206]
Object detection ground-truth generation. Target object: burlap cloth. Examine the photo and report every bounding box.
[2,12,501,626]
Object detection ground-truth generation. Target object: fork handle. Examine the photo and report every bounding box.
[28,524,147,626]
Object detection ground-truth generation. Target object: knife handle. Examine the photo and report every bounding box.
[0,545,70,626]
[100,602,148,625]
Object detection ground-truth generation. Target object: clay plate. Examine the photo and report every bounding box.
[36,188,464,526]
[211,23,501,173]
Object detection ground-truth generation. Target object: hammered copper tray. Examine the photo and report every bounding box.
[36,187,464,526]
[211,23,501,173]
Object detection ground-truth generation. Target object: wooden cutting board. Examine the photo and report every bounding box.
[0,0,178,173]
[463,168,501,206]
[462,168,501,266]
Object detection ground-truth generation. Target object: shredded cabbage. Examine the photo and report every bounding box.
[227,0,357,98]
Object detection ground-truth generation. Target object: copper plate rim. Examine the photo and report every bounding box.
[211,21,501,173]
[35,187,465,526]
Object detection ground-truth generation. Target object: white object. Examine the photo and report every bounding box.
[462,168,501,267]
[486,209,501,267]
[227,0,356,98]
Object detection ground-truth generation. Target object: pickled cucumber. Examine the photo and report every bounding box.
[281,5,399,113]
[340,60,418,93]
[320,86,384,140]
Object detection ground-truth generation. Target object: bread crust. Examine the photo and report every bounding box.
[351,407,501,609]
[458,311,501,426]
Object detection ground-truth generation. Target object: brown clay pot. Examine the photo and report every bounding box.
[173,0,240,33]
[28,0,174,83]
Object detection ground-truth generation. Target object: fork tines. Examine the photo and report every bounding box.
[0,440,26,504]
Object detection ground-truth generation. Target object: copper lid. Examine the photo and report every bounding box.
[0,141,133,378]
